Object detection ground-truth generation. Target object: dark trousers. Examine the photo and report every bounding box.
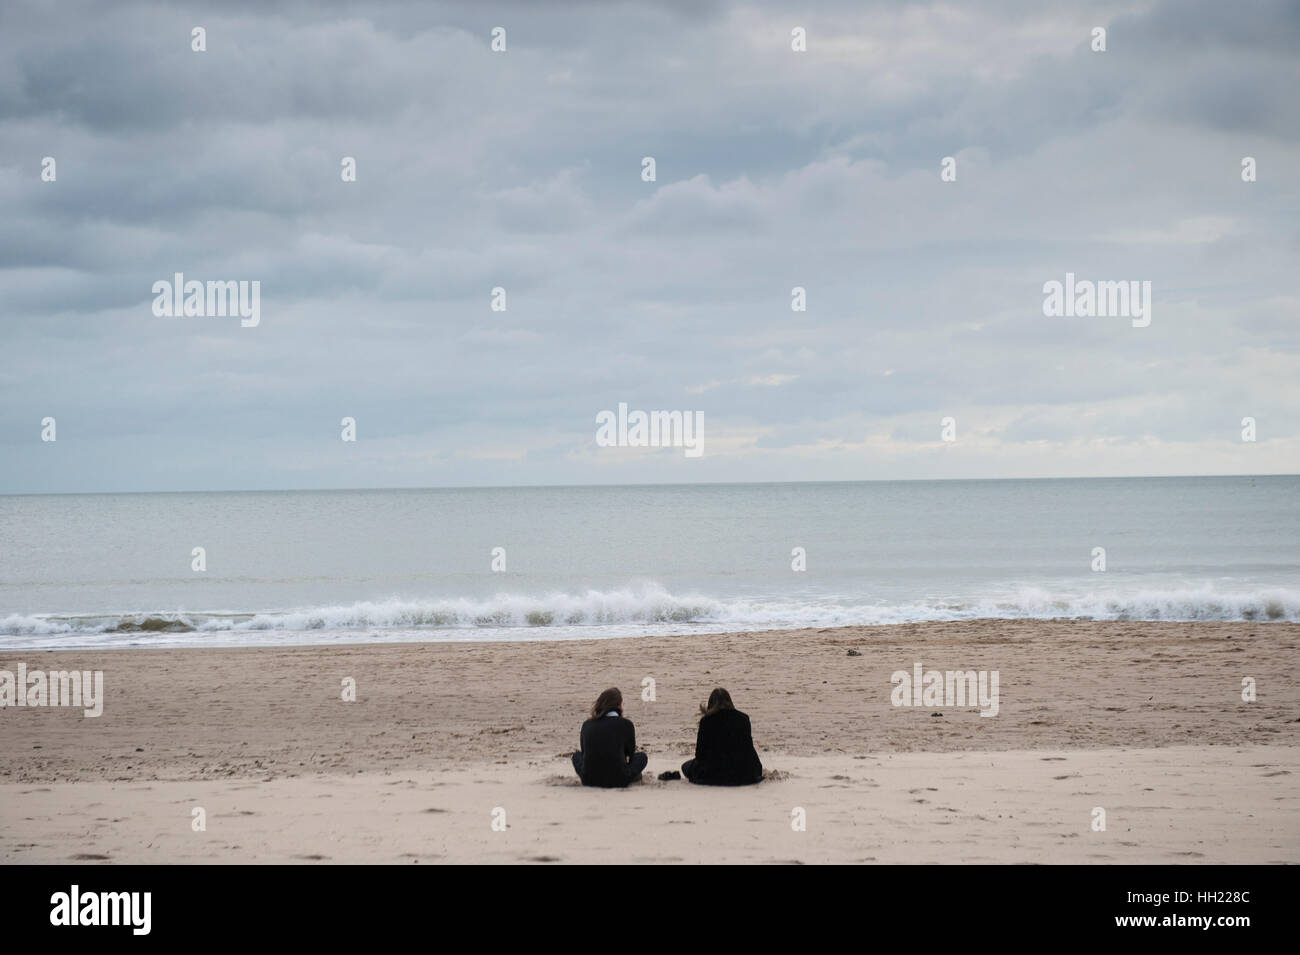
[681,758,762,785]
[572,751,647,786]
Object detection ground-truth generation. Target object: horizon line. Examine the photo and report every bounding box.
[2,471,1295,497]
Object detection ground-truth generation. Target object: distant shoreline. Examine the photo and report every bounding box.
[5,602,1300,652]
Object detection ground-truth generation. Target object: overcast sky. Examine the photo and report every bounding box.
[1,0,1297,493]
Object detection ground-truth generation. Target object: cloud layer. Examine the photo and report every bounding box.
[1,0,1297,492]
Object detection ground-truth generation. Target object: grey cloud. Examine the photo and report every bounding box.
[0,0,1296,493]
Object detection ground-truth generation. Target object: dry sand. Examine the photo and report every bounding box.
[1,619,1297,863]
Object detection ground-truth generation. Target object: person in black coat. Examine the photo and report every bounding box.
[681,688,764,786]
[571,687,648,787]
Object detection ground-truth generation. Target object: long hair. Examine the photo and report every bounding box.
[591,687,623,720]
[699,687,734,719]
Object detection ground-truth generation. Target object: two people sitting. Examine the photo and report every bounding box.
[571,685,763,788]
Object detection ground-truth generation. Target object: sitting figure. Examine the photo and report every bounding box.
[681,687,764,786]
[571,687,648,788]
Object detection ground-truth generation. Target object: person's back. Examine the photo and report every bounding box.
[682,688,763,786]
[571,688,648,787]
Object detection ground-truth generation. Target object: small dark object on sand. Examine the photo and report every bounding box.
[658,770,681,781]
[846,649,861,656]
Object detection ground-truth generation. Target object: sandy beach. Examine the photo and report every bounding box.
[2,619,1298,863]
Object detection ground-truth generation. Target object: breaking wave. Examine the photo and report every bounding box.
[2,584,1297,649]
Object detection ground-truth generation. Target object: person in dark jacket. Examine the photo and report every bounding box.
[571,687,648,787]
[681,688,763,786]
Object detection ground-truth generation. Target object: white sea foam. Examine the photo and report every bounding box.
[2,583,1297,650]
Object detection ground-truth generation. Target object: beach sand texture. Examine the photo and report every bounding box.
[2,620,1296,863]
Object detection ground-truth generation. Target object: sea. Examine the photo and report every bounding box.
[1,475,1296,650]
